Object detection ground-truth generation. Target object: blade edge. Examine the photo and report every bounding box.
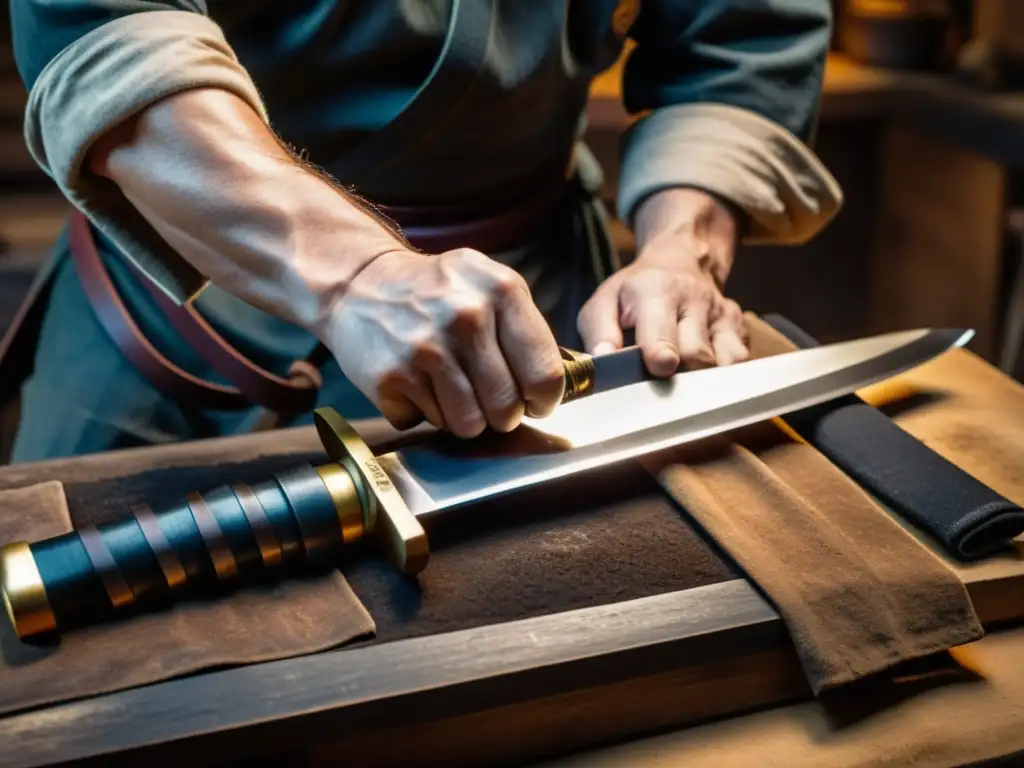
[387,328,972,518]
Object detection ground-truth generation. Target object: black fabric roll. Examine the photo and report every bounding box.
[763,313,1024,561]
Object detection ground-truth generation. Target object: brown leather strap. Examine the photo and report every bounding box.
[131,503,189,590]
[378,178,567,255]
[68,171,565,414]
[138,272,322,412]
[78,524,136,609]
[68,210,321,412]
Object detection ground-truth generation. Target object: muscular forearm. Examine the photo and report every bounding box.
[632,187,739,287]
[88,86,407,337]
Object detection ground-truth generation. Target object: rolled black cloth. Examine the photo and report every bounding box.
[762,313,1024,561]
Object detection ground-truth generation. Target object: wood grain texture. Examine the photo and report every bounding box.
[869,125,1005,360]
[0,580,791,768]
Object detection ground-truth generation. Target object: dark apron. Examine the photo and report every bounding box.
[0,0,617,424]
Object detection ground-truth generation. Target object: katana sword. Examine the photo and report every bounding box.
[0,327,973,640]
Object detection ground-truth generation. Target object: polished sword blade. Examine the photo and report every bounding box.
[377,327,973,519]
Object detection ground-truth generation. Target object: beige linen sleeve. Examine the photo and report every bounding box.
[616,103,844,246]
[23,10,270,304]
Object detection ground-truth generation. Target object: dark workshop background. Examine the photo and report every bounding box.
[1,0,1023,462]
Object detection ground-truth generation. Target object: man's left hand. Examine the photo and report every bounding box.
[577,187,750,377]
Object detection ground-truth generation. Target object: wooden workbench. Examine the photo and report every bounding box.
[0,334,1021,767]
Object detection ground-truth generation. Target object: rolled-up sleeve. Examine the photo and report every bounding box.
[616,0,843,245]
[11,1,269,304]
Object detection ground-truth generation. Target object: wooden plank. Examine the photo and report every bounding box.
[0,571,1014,767]
[0,580,796,768]
[0,344,1021,766]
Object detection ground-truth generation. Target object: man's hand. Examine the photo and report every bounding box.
[89,88,564,439]
[326,248,565,438]
[577,187,750,377]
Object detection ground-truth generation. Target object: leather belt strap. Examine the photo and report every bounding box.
[68,173,566,415]
[69,210,323,413]
[378,180,566,255]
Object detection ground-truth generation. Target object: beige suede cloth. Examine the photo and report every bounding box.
[647,316,986,694]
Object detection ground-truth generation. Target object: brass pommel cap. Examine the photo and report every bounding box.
[0,541,56,639]
[559,348,595,404]
[313,407,429,577]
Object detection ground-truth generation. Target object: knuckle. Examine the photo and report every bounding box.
[451,411,487,439]
[526,360,566,400]
[409,338,446,371]
[668,272,711,303]
[630,268,667,293]
[446,299,489,335]
[720,298,743,319]
[374,364,412,394]
[691,282,716,306]
[446,247,485,266]
[491,267,529,299]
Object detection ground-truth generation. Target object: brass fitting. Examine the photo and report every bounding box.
[313,408,429,576]
[559,348,596,404]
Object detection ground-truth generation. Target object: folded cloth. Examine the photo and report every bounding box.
[654,433,983,694]
[0,479,374,717]
[761,313,1024,561]
[648,315,985,694]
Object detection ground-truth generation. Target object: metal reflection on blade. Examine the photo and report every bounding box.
[376,327,973,519]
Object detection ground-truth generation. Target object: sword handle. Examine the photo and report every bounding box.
[0,408,428,640]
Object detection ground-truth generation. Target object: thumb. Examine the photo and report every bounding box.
[578,285,624,355]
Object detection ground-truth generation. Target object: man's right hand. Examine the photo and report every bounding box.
[86,87,563,437]
[325,247,565,438]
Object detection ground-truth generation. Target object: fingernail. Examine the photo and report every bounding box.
[592,342,616,356]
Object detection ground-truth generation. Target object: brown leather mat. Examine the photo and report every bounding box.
[0,446,736,717]
[60,456,736,645]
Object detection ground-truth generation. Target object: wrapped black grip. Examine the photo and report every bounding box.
[764,314,1024,561]
[30,463,345,632]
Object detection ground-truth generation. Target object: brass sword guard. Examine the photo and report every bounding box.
[312,407,430,577]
